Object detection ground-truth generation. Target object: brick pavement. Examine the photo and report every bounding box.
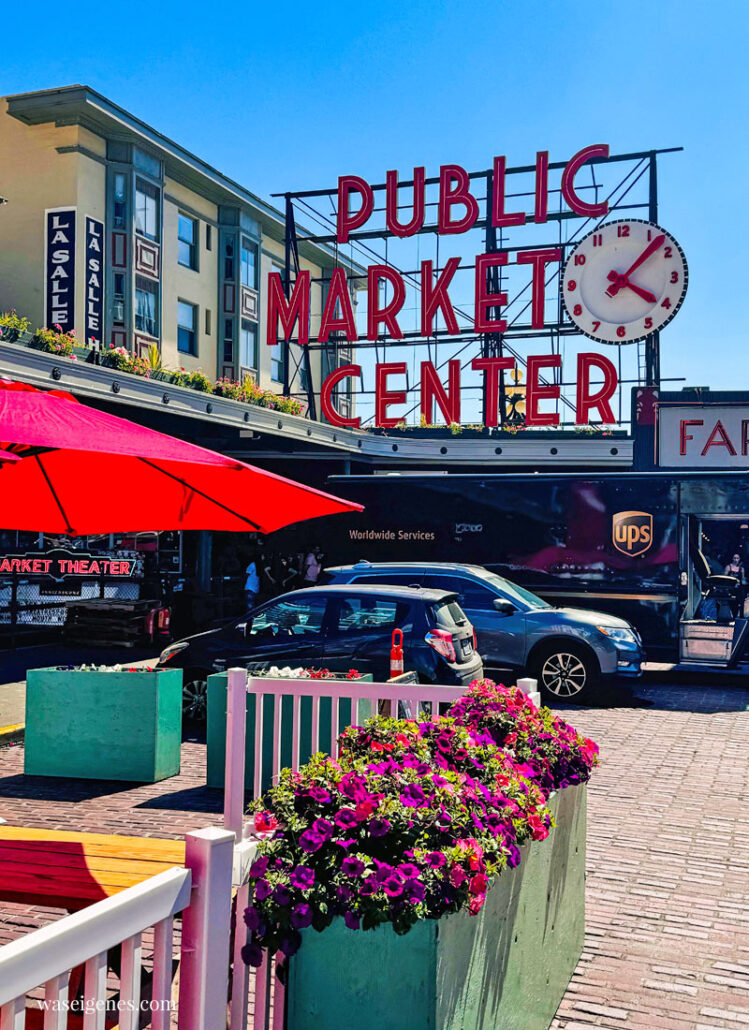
[0,680,747,1027]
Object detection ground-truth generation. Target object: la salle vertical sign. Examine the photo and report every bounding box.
[44,208,76,331]
[85,216,105,347]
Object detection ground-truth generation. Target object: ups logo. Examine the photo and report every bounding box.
[612,511,653,557]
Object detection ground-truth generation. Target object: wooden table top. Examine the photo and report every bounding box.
[0,825,187,911]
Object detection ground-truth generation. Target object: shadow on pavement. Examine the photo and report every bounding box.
[0,773,141,802]
[135,785,223,812]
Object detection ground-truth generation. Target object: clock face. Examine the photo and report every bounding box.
[561,219,688,344]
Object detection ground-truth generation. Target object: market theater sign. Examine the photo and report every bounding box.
[0,549,135,579]
[266,144,674,428]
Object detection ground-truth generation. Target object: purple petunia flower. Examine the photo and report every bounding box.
[400,783,426,807]
[254,879,272,901]
[403,878,426,904]
[242,941,264,967]
[313,818,334,841]
[334,808,359,829]
[398,862,421,879]
[506,845,521,869]
[290,903,313,929]
[342,856,366,878]
[299,829,324,853]
[249,856,270,878]
[344,911,360,930]
[309,785,331,803]
[273,884,291,907]
[383,874,404,897]
[244,906,263,932]
[368,817,391,837]
[289,864,315,889]
[359,876,378,896]
[424,852,447,868]
[373,861,393,883]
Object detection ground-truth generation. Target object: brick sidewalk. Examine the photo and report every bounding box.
[0,681,747,1026]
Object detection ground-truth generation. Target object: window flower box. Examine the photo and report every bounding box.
[286,783,586,1030]
[24,667,182,782]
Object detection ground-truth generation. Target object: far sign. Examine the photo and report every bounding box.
[658,405,749,468]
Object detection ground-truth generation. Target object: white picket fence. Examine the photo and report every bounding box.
[0,669,540,1029]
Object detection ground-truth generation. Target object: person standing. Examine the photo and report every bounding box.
[244,553,260,610]
[303,546,323,586]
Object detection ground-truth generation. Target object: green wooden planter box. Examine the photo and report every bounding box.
[206,672,374,793]
[24,668,182,782]
[286,784,586,1030]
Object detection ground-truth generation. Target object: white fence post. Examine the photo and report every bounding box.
[224,667,248,841]
[179,827,235,1030]
[516,676,542,707]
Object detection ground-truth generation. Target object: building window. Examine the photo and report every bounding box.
[178,301,197,355]
[133,148,161,179]
[205,309,212,336]
[271,340,286,384]
[113,173,127,229]
[113,274,125,324]
[135,178,160,241]
[206,224,212,251]
[135,276,159,337]
[240,237,258,289]
[224,239,234,279]
[223,319,234,363]
[240,319,258,371]
[178,214,197,269]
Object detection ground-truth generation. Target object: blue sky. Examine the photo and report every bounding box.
[2,0,747,400]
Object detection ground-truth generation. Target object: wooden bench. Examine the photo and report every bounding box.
[0,826,188,1027]
[0,825,186,911]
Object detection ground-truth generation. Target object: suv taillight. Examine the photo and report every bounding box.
[425,628,456,662]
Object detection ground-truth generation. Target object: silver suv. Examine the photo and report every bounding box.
[325,562,643,703]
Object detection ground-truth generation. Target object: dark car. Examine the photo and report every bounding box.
[157,584,483,720]
[325,562,644,703]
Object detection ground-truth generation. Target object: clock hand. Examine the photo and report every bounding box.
[623,233,665,279]
[605,270,656,304]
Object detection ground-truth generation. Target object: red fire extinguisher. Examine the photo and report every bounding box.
[390,628,404,678]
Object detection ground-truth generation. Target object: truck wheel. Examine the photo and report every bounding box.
[529,643,598,704]
[183,672,209,722]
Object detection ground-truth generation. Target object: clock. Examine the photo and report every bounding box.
[561,219,688,344]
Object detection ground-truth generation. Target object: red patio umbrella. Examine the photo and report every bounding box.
[0,380,362,534]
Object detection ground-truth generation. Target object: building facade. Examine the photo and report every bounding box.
[0,85,361,411]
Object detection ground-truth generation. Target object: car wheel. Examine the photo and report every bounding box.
[530,644,598,704]
[183,673,209,722]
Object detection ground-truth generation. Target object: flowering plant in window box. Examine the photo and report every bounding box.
[31,325,76,356]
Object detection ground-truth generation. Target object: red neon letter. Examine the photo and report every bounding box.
[561,144,609,217]
[535,150,549,223]
[701,420,737,456]
[375,362,407,428]
[420,360,461,425]
[526,354,561,426]
[320,364,362,428]
[421,257,461,336]
[516,248,561,328]
[367,265,405,340]
[337,175,374,243]
[492,156,524,228]
[267,269,310,346]
[471,356,515,428]
[438,164,479,235]
[576,352,618,424]
[386,168,425,237]
[318,267,357,343]
[474,252,508,333]
[679,419,703,455]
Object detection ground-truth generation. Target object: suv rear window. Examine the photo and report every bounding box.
[431,598,468,629]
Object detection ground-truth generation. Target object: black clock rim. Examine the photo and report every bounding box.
[560,217,689,346]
